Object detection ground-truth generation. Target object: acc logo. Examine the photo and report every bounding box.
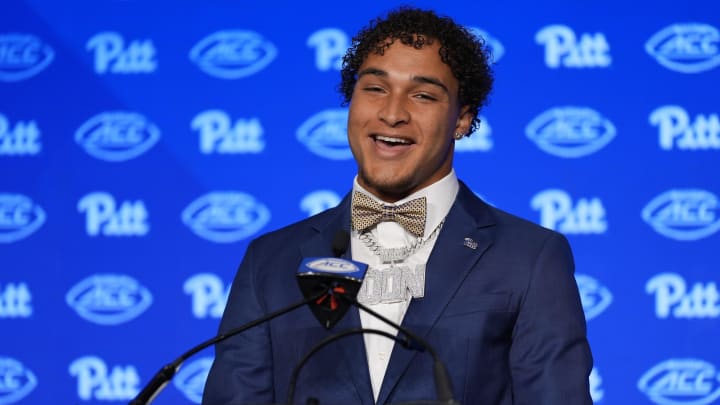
[300,190,341,217]
[638,359,720,405]
[306,258,359,274]
[0,114,41,155]
[0,193,46,243]
[191,110,265,154]
[86,31,157,74]
[646,273,719,319]
[183,273,228,319]
[456,116,493,152]
[531,189,608,234]
[526,107,616,158]
[69,356,139,401]
[66,274,153,325]
[575,274,613,321]
[535,25,611,68]
[182,191,270,243]
[650,106,720,151]
[468,28,505,62]
[190,30,277,79]
[307,28,348,71]
[75,111,161,162]
[646,23,720,74]
[0,357,37,404]
[642,189,720,241]
[0,33,54,82]
[297,109,351,160]
[174,356,212,403]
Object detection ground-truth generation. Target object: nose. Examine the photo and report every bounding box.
[378,94,410,127]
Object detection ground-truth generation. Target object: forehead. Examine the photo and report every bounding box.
[359,40,458,90]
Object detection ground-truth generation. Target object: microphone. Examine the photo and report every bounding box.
[296,230,368,329]
[293,230,458,405]
[130,230,353,405]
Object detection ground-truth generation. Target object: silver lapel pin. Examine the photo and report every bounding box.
[463,237,478,250]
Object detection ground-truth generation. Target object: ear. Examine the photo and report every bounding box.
[454,106,473,137]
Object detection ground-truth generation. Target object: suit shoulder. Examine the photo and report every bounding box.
[249,203,346,250]
[476,200,570,249]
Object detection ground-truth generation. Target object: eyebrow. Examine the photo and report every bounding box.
[357,67,450,95]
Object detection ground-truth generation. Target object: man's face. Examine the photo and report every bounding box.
[347,39,471,202]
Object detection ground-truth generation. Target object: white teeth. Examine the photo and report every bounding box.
[375,135,410,144]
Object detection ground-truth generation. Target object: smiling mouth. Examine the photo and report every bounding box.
[373,135,413,146]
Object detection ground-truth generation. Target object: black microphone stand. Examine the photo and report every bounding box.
[129,292,324,405]
[286,328,414,404]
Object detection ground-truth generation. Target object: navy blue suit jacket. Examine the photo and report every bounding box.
[202,183,593,405]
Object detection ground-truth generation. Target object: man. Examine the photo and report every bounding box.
[203,7,592,405]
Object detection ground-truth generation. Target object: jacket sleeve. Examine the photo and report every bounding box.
[202,240,275,405]
[509,232,594,405]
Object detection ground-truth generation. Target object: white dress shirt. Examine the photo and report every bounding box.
[350,170,459,401]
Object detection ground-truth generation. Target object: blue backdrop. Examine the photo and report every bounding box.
[1,1,719,404]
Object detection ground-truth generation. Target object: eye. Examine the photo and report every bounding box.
[414,93,437,101]
[363,86,385,93]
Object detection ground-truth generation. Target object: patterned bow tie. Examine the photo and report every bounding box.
[351,191,427,236]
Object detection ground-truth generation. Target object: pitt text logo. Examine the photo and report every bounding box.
[300,190,341,217]
[184,273,228,319]
[646,23,720,73]
[0,193,45,243]
[190,30,277,79]
[638,359,720,405]
[575,274,612,321]
[526,107,616,158]
[86,32,157,74]
[468,28,505,62]
[590,367,604,403]
[0,283,32,318]
[75,112,161,162]
[642,189,720,241]
[646,273,719,319]
[69,356,139,401]
[77,192,149,237]
[531,189,607,234]
[191,110,265,154]
[66,274,153,325]
[0,33,54,82]
[456,116,493,152]
[308,28,348,71]
[173,357,212,403]
[297,109,351,160]
[0,357,37,405]
[535,25,611,68]
[650,106,720,150]
[0,114,41,156]
[182,191,270,243]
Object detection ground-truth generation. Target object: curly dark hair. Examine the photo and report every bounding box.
[339,6,494,135]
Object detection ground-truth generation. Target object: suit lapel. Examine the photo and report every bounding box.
[298,195,375,405]
[376,184,496,405]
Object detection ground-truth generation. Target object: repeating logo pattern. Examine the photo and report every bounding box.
[190,30,277,79]
[642,189,720,241]
[526,107,616,158]
[75,112,161,162]
[646,23,720,73]
[66,274,153,325]
[182,192,271,243]
[2,5,718,404]
[0,33,54,81]
[0,357,37,405]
